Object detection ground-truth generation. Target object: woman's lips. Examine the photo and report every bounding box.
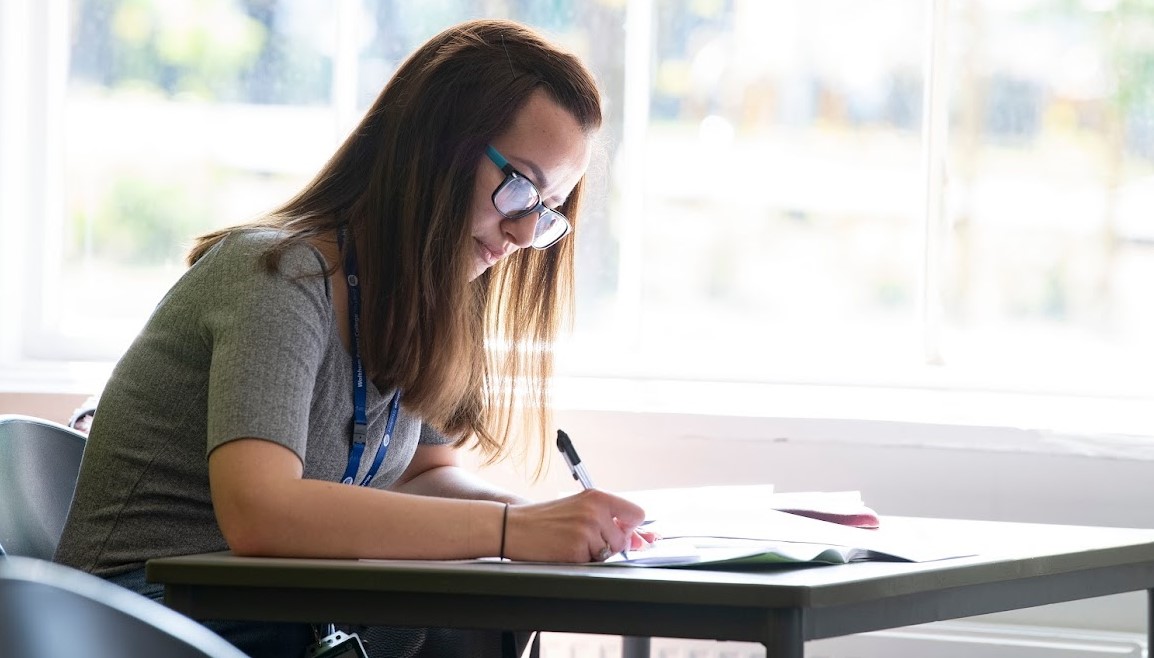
[477,240,504,266]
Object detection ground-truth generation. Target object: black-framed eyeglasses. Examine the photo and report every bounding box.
[485,145,572,249]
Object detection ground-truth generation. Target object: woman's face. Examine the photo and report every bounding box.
[469,89,592,281]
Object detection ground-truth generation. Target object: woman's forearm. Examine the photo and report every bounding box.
[217,476,508,560]
[390,464,530,504]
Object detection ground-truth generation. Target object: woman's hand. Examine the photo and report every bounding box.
[502,489,647,562]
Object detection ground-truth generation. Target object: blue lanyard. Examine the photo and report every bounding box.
[338,227,401,487]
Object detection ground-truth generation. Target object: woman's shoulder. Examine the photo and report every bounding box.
[179,227,334,325]
[208,228,327,279]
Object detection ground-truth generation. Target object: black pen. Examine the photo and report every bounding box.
[556,429,629,560]
[556,428,595,489]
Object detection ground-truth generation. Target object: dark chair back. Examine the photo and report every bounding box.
[0,414,87,560]
[0,556,248,658]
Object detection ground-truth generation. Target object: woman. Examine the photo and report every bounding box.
[55,19,650,658]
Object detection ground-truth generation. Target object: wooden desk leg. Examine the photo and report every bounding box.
[764,609,804,658]
[621,636,651,658]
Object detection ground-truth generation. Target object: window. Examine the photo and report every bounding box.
[2,0,1152,408]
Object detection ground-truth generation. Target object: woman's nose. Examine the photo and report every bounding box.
[502,212,539,249]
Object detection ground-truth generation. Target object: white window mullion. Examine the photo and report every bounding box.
[0,0,34,363]
[919,0,951,367]
[0,0,64,363]
[27,0,71,359]
[613,0,654,347]
[332,0,361,142]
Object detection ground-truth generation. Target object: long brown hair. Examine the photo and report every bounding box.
[188,20,602,471]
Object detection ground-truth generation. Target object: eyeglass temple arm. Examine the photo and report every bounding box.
[485,145,517,176]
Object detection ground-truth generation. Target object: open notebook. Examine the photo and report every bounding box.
[592,485,974,568]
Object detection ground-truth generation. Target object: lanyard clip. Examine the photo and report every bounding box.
[341,423,369,485]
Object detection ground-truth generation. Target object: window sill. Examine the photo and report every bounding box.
[551,376,1154,459]
[3,362,1151,459]
[0,360,112,396]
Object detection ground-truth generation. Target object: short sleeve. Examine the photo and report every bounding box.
[201,234,333,461]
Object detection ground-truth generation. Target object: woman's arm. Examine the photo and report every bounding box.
[390,444,529,504]
[209,438,645,562]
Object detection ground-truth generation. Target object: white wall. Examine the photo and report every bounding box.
[0,391,90,424]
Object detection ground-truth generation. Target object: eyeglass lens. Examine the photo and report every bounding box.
[494,176,568,248]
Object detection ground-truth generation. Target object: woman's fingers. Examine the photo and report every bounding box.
[606,492,647,529]
[628,528,659,550]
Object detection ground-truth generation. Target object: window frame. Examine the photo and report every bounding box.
[1,0,1152,441]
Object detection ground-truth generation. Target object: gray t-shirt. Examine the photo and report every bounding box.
[55,229,449,576]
